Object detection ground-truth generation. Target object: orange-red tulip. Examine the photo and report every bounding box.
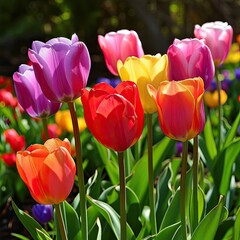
[16,138,76,204]
[148,77,205,142]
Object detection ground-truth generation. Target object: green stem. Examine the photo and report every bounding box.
[147,114,157,235]
[68,101,88,240]
[215,67,222,151]
[134,140,139,161]
[42,117,49,140]
[180,141,188,240]
[192,136,199,231]
[118,151,126,240]
[54,204,68,240]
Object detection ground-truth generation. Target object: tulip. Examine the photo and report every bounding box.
[167,38,215,89]
[0,89,18,108]
[28,34,91,103]
[148,77,205,142]
[42,123,62,141]
[13,64,61,118]
[4,129,26,152]
[98,30,144,76]
[117,54,168,114]
[81,81,144,152]
[55,110,87,133]
[1,153,16,166]
[194,21,233,67]
[32,204,53,224]
[204,90,228,108]
[16,138,76,204]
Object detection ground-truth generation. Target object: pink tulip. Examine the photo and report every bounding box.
[194,21,233,66]
[167,38,215,89]
[98,29,144,76]
[28,34,91,103]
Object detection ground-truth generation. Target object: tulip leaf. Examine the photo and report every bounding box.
[234,208,240,240]
[154,222,181,240]
[36,229,53,240]
[214,139,240,195]
[203,116,217,164]
[160,168,192,230]
[56,201,81,240]
[222,112,240,150]
[127,137,175,207]
[191,196,227,240]
[11,199,50,240]
[87,195,135,240]
[94,138,119,184]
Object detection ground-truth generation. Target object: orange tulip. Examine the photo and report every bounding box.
[16,138,76,204]
[148,77,205,142]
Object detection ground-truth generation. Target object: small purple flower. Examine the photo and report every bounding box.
[97,77,121,88]
[176,142,183,157]
[235,68,240,80]
[207,80,217,92]
[13,64,61,118]
[32,204,53,224]
[221,79,231,92]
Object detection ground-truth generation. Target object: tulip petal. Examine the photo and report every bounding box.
[44,138,71,154]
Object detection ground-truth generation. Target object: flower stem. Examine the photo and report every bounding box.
[68,101,88,240]
[118,151,126,240]
[42,118,49,140]
[147,114,157,235]
[54,204,68,240]
[192,136,199,231]
[180,141,188,240]
[215,67,222,151]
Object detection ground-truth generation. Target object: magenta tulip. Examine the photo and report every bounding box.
[98,29,144,76]
[194,21,233,66]
[13,64,61,118]
[167,38,215,89]
[28,34,91,103]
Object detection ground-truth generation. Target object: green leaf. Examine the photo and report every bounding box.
[234,208,240,240]
[11,233,30,240]
[36,229,53,240]
[191,196,227,240]
[222,112,240,150]
[87,196,135,240]
[59,201,81,240]
[216,139,240,195]
[11,199,51,240]
[154,222,181,240]
[127,137,175,207]
[94,138,119,184]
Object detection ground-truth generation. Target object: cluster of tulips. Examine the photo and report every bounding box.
[8,21,238,240]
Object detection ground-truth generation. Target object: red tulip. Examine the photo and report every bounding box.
[0,89,18,108]
[4,129,26,152]
[16,138,76,204]
[1,153,16,166]
[148,77,205,142]
[194,21,233,66]
[81,81,144,152]
[98,30,144,76]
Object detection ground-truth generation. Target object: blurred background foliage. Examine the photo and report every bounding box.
[0,0,240,83]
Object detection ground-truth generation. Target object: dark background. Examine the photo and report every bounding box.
[0,0,240,83]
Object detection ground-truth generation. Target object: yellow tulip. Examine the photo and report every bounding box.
[55,110,87,133]
[117,54,168,114]
[204,90,228,108]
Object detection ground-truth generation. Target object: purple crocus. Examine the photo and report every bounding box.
[13,64,61,118]
[32,204,53,224]
[97,77,121,88]
[235,68,240,80]
[28,34,91,103]
[167,38,215,89]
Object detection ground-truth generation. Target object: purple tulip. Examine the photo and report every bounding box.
[32,204,53,224]
[167,38,215,89]
[28,34,91,103]
[194,21,233,67]
[13,64,61,118]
